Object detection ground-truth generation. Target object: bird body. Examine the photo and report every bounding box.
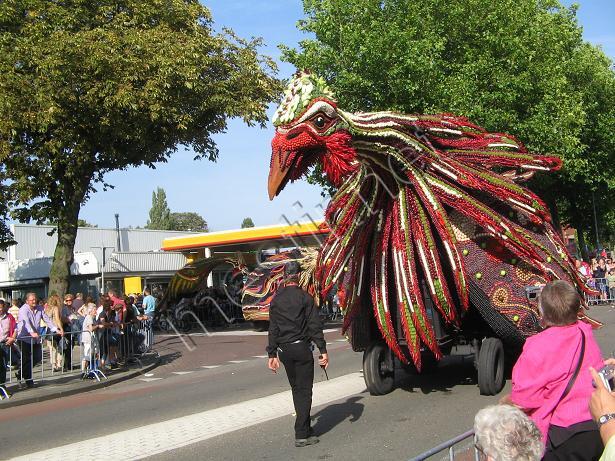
[268,72,595,370]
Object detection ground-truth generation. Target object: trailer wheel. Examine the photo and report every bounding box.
[363,342,395,395]
[477,337,505,395]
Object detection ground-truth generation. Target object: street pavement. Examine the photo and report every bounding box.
[1,305,614,461]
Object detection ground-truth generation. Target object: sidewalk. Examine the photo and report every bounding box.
[0,352,160,409]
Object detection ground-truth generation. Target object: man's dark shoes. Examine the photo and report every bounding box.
[295,436,319,447]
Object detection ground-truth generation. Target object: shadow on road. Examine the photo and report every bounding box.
[397,353,478,394]
[157,351,182,367]
[311,395,365,436]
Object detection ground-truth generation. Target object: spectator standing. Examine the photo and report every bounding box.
[108,289,125,310]
[576,259,592,278]
[8,299,20,321]
[142,288,156,319]
[81,303,99,375]
[474,404,543,461]
[61,294,77,371]
[0,299,17,396]
[607,268,615,301]
[594,259,609,301]
[97,299,119,369]
[44,295,64,372]
[505,281,604,459]
[16,293,61,388]
[73,293,84,311]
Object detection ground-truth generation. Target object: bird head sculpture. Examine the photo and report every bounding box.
[268,72,357,199]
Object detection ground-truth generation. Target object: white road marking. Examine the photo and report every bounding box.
[172,371,194,375]
[138,378,162,383]
[144,373,154,377]
[227,360,248,364]
[252,355,268,359]
[12,372,366,461]
[201,365,221,369]
[335,339,347,342]
[157,328,339,338]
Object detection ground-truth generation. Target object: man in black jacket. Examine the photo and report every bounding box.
[267,261,329,447]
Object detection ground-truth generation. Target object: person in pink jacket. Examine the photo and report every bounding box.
[506,280,605,460]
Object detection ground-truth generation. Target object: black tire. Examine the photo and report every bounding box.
[253,321,269,332]
[477,337,505,395]
[363,342,395,395]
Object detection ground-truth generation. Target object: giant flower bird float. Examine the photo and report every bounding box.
[267,71,597,395]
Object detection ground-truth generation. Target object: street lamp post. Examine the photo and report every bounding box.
[91,244,115,295]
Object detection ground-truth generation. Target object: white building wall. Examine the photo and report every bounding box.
[8,224,196,269]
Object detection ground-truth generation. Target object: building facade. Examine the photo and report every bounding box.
[0,224,191,301]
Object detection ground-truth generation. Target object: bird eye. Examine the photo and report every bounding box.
[311,113,331,131]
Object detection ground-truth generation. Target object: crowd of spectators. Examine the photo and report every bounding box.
[576,255,615,301]
[0,289,157,398]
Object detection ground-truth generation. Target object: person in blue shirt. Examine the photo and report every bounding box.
[142,288,156,320]
[17,293,62,387]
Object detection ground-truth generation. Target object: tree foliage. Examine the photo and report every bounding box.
[0,0,280,295]
[0,170,15,249]
[146,187,172,230]
[282,0,615,252]
[241,217,255,228]
[170,212,208,232]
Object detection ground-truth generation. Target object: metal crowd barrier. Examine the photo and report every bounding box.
[409,430,479,461]
[0,319,154,399]
[585,278,615,305]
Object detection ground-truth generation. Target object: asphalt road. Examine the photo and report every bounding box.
[2,305,614,461]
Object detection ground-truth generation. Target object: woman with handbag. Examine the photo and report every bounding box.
[44,295,64,372]
[505,280,605,460]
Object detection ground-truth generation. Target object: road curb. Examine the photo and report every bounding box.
[0,354,161,409]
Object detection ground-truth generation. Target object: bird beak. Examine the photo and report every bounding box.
[268,148,292,200]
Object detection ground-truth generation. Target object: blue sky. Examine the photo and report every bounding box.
[79,0,615,232]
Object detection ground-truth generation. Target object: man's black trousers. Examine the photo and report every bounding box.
[18,340,42,386]
[0,344,6,386]
[279,341,314,439]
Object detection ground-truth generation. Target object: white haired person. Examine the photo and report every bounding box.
[474,405,543,461]
[81,303,99,377]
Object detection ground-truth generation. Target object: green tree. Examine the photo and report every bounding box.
[77,219,97,228]
[0,169,15,249]
[282,0,615,242]
[146,188,172,230]
[1,0,280,296]
[170,212,208,232]
[44,218,97,228]
[241,217,255,228]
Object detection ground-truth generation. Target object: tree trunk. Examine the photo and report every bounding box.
[48,203,81,297]
[48,170,90,297]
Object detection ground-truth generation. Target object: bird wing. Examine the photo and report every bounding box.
[318,113,590,368]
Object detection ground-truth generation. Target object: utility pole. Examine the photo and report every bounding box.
[91,244,115,295]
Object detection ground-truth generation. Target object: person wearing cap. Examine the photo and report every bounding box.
[267,260,329,448]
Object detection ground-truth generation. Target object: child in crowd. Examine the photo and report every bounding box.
[81,303,99,375]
